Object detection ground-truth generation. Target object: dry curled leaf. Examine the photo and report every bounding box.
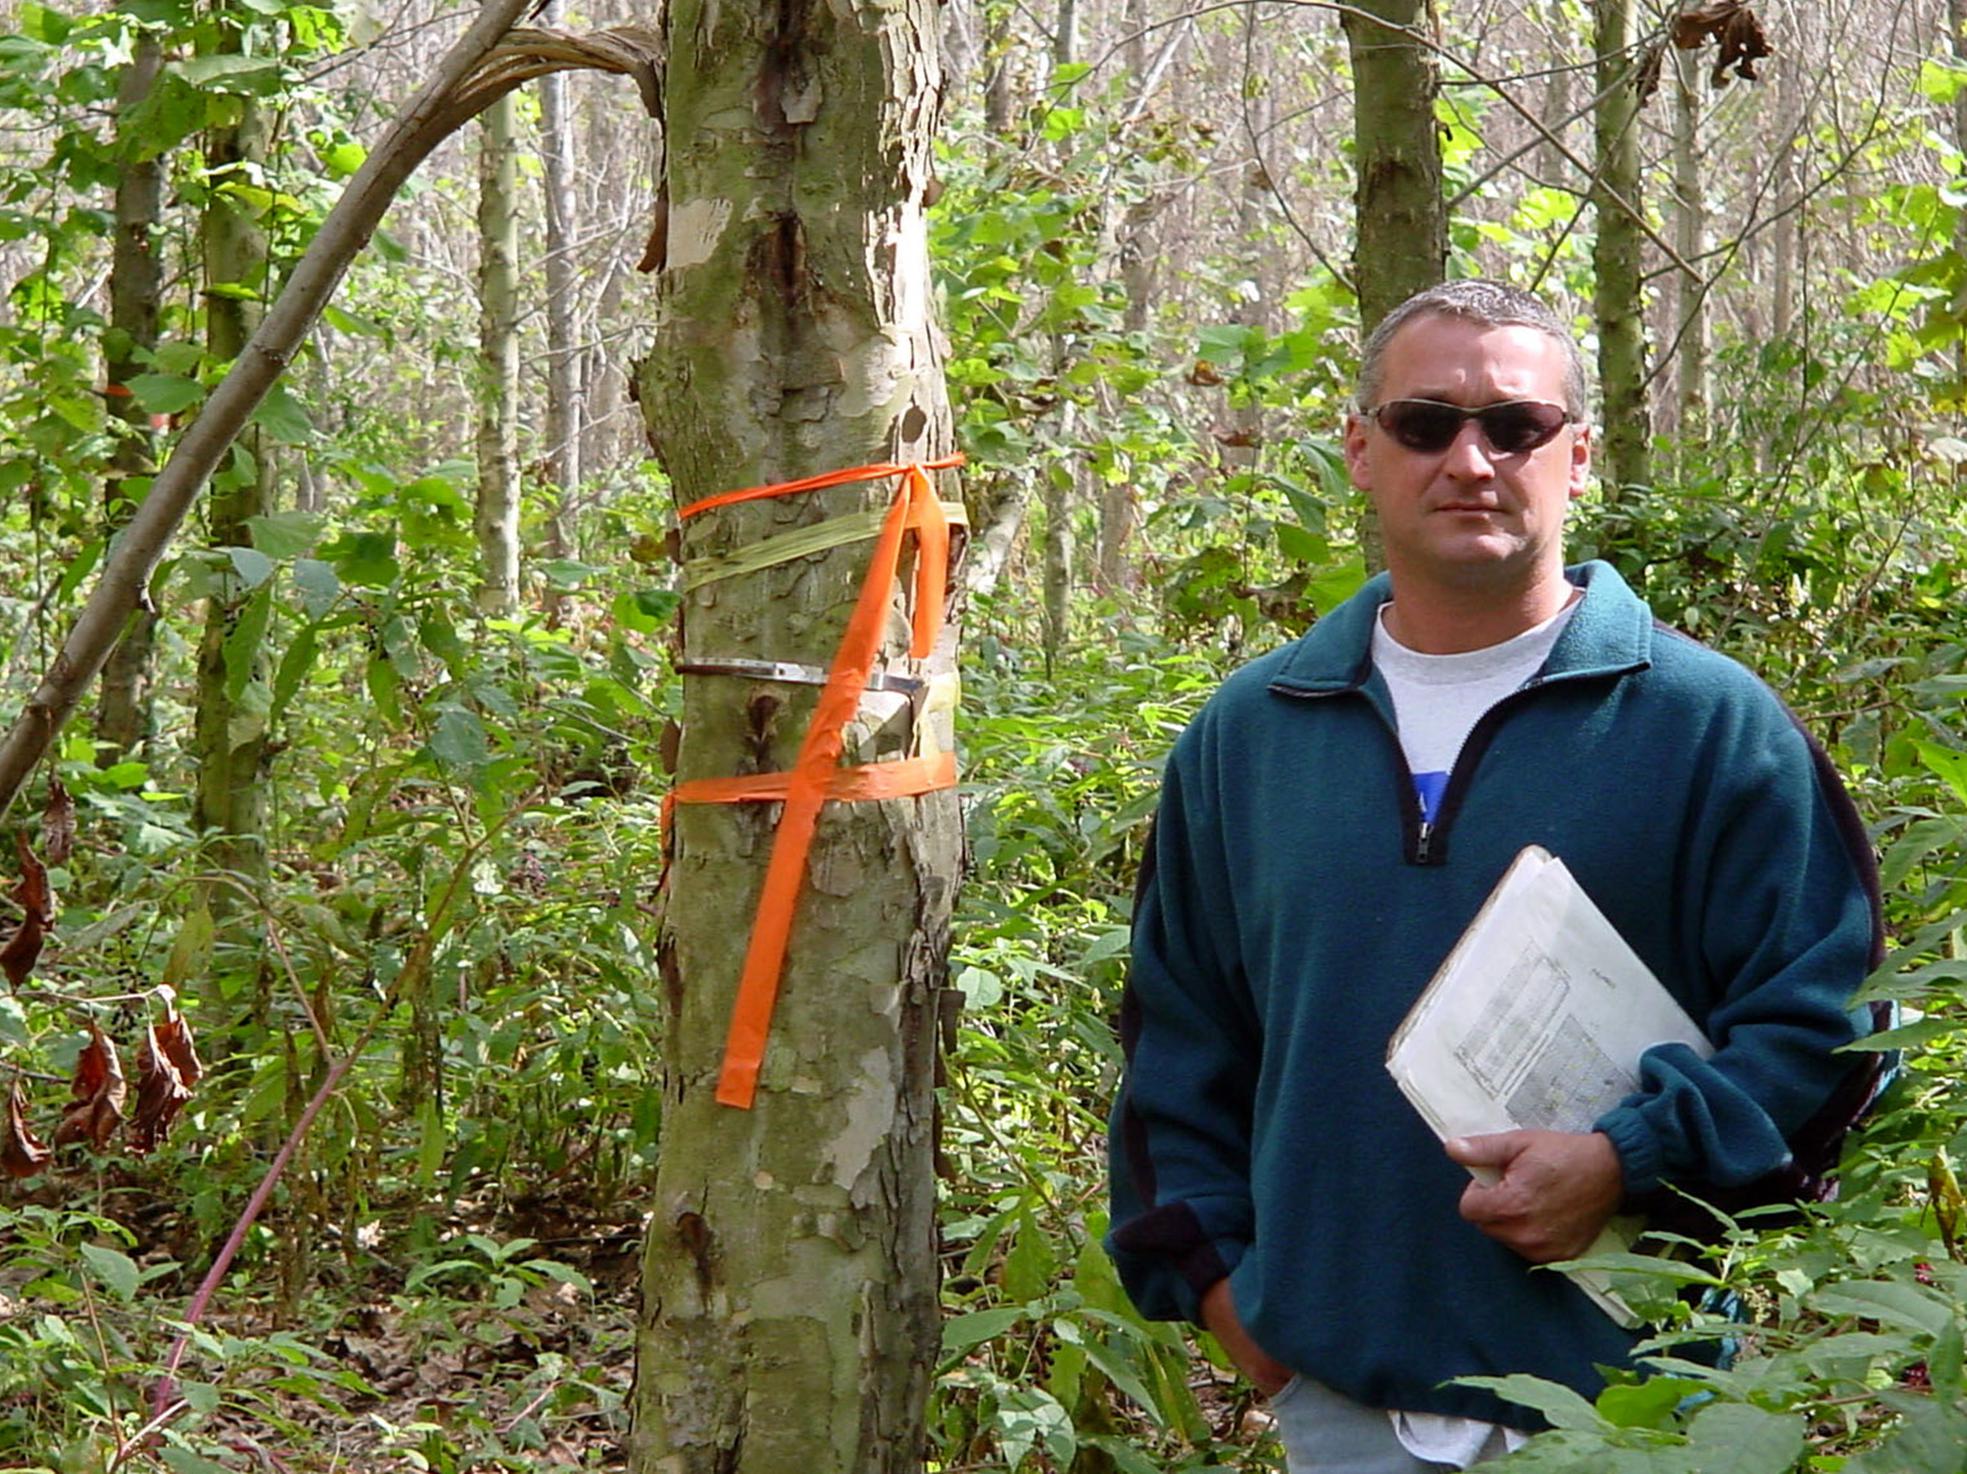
[1,832,52,991]
[130,1002,203,1154]
[3,1079,50,1178]
[54,1024,127,1151]
[42,778,74,867]
[1672,2,1772,88]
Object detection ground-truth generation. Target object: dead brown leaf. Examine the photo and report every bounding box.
[1672,2,1772,87]
[1186,360,1225,387]
[55,1024,127,1151]
[130,1002,203,1153]
[2,1079,50,1178]
[1,831,54,990]
[43,778,74,867]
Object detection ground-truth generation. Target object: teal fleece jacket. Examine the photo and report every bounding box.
[1106,561,1882,1429]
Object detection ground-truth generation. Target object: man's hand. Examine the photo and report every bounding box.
[1445,1129,1625,1264]
[1199,1278,1294,1397]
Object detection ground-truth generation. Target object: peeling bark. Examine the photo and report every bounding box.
[629,0,958,1465]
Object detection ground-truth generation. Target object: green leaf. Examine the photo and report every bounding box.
[250,383,313,443]
[224,545,275,589]
[1809,1278,1957,1338]
[1840,1015,1958,1052]
[1595,1376,1705,1430]
[428,708,489,771]
[322,141,365,176]
[171,52,282,93]
[1454,1373,1608,1432]
[1306,555,1368,615]
[223,585,273,703]
[79,1244,139,1303]
[1919,58,1967,105]
[246,510,324,559]
[941,1307,1025,1356]
[366,657,402,726]
[292,558,341,618]
[1001,1212,1057,1304]
[1072,1325,1162,1420]
[163,906,214,990]
[1844,1396,1967,1474]
[160,1449,232,1474]
[324,530,399,588]
[418,608,468,676]
[993,1386,1074,1470]
[270,625,319,722]
[1275,522,1327,564]
[127,372,204,415]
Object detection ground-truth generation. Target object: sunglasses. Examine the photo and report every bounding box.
[1364,398,1577,456]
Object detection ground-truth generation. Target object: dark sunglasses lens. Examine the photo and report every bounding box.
[1381,402,1464,452]
[1480,402,1568,454]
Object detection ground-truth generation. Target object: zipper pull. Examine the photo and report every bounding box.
[1416,817,1434,865]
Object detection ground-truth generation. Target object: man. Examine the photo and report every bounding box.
[1106,280,1884,1471]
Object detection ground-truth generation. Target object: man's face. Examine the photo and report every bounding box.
[1343,314,1590,593]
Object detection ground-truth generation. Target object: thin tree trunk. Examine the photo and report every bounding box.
[1670,45,1708,450]
[1536,0,1573,182]
[191,21,272,897]
[628,0,959,1463]
[475,91,522,617]
[1592,0,1650,501]
[1343,0,1446,573]
[1950,0,1967,383]
[1771,59,1801,343]
[95,25,164,762]
[540,0,582,595]
[1041,0,1079,663]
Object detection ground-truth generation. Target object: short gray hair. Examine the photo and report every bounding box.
[1354,279,1590,420]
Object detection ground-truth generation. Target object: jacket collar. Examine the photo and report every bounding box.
[1266,559,1654,696]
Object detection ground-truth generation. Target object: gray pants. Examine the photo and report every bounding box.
[1270,1376,1511,1473]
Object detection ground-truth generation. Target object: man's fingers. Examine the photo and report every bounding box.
[1444,1131,1527,1169]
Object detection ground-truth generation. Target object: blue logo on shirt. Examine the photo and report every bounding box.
[1413,771,1449,824]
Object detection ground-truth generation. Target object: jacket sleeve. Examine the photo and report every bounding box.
[1594,697,1884,1199]
[1105,731,1263,1324]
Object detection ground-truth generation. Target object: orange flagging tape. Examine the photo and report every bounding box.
[669,455,964,1109]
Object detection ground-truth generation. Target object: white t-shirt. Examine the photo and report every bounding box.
[1368,592,1580,1468]
[1371,596,1580,825]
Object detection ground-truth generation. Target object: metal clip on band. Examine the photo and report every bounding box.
[674,658,924,696]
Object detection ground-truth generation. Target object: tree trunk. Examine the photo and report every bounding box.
[1535,0,1573,182]
[1592,0,1650,501]
[1670,45,1708,450]
[540,0,582,600]
[1343,0,1446,573]
[191,24,272,896]
[95,23,164,762]
[474,91,522,617]
[627,0,959,1463]
[1040,0,1080,664]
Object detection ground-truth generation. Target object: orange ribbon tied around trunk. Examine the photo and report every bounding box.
[668,453,964,1109]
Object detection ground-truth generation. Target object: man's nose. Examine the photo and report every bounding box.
[1440,419,1496,477]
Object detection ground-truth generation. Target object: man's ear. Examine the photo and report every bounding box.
[1344,412,1372,491]
[1567,423,1592,500]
